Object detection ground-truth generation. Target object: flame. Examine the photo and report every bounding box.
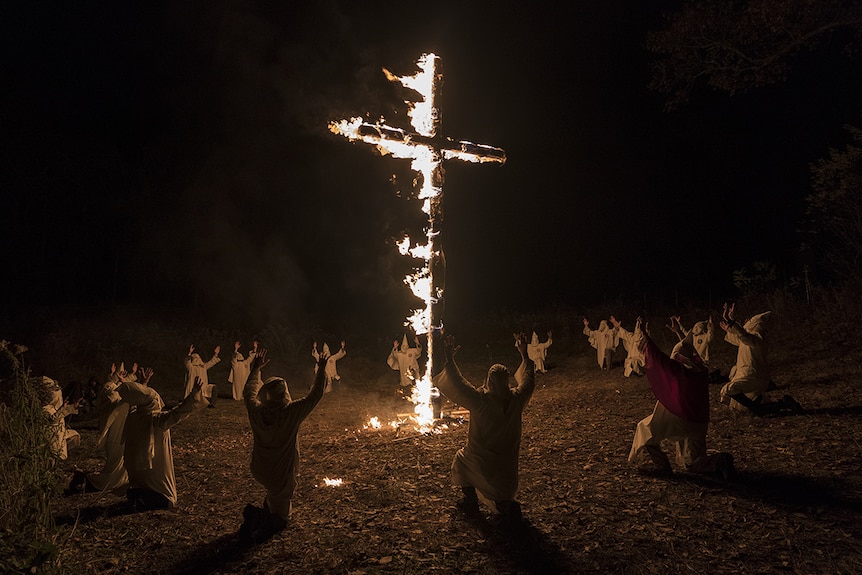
[322,477,343,487]
[383,53,437,137]
[330,53,504,434]
[362,416,400,431]
[365,416,382,430]
[442,141,508,163]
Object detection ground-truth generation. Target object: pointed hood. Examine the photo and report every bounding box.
[743,311,771,337]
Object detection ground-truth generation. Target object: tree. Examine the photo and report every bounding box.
[806,126,862,280]
[649,0,862,286]
[648,0,862,109]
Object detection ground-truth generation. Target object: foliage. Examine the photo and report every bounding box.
[0,342,62,574]
[648,0,862,109]
[806,125,862,281]
[732,260,777,295]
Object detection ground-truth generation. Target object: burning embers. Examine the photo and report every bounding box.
[330,53,504,433]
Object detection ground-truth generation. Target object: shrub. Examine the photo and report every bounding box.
[0,342,62,574]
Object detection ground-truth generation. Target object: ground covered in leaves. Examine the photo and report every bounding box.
[52,324,862,574]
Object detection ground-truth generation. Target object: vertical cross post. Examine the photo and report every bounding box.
[330,53,505,426]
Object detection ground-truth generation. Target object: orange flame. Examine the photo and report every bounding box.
[331,53,504,434]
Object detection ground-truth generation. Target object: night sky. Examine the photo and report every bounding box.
[2,2,860,330]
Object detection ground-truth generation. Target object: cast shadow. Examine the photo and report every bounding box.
[674,470,862,518]
[799,405,862,416]
[747,401,862,418]
[166,531,257,575]
[55,500,139,526]
[458,511,584,574]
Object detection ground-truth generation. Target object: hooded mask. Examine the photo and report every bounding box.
[671,332,705,372]
[743,311,771,337]
[143,392,164,415]
[262,376,291,406]
[484,364,510,396]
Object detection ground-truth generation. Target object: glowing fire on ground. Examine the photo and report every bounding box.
[330,53,505,433]
[322,477,343,487]
[364,416,383,430]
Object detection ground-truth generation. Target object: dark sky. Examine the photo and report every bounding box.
[2,1,860,330]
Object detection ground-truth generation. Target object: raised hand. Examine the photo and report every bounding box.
[666,316,682,338]
[443,334,461,361]
[141,367,154,385]
[250,348,271,372]
[316,347,330,371]
[189,344,195,356]
[720,303,735,331]
[235,341,241,352]
[514,332,528,357]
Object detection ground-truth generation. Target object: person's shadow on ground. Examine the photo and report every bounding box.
[456,509,587,574]
[165,531,257,575]
[673,469,862,519]
[55,500,139,525]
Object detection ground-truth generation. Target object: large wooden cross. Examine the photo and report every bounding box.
[330,53,505,424]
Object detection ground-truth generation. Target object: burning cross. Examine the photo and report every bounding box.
[329,53,505,428]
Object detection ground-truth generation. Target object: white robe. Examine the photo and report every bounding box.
[527,332,553,373]
[313,343,345,384]
[720,313,771,409]
[387,336,422,386]
[119,380,208,507]
[615,326,645,377]
[184,353,220,399]
[584,321,618,369]
[433,359,535,505]
[42,381,79,460]
[86,380,129,493]
[229,351,255,401]
[684,321,714,367]
[244,367,327,519]
[629,401,709,469]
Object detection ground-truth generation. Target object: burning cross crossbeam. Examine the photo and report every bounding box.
[329,53,505,430]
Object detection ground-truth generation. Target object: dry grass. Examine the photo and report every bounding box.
[49,309,862,575]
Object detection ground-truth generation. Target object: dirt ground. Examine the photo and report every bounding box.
[52,326,862,575]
